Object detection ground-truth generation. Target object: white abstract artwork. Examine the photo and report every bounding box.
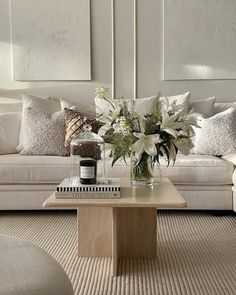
[11,0,91,81]
[164,0,236,80]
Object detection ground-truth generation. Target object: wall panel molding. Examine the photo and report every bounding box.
[111,0,137,99]
[133,0,137,98]
[111,0,115,99]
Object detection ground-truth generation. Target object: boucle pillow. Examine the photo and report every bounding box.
[190,97,216,117]
[193,108,236,156]
[64,108,101,156]
[20,108,65,156]
[0,112,21,154]
[18,94,61,151]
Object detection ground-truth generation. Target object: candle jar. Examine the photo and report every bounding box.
[70,124,105,185]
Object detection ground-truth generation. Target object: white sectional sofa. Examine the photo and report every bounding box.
[0,100,235,211]
[0,153,235,211]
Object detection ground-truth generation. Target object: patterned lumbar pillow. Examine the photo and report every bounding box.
[20,108,66,156]
[193,108,236,156]
[64,108,101,156]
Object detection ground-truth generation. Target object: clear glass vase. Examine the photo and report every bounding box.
[130,153,154,186]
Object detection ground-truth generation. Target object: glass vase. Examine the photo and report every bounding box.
[130,153,154,186]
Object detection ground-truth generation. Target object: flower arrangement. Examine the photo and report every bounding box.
[95,87,198,185]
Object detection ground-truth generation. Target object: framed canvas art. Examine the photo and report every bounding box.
[11,0,91,81]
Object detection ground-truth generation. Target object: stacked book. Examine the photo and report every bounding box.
[55,178,121,199]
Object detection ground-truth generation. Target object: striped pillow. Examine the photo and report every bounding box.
[64,108,101,156]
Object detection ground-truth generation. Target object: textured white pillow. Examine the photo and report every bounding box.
[0,112,21,154]
[20,108,65,156]
[0,99,22,113]
[190,97,216,117]
[18,94,61,151]
[193,108,236,156]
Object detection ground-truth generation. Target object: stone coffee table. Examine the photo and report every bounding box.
[43,178,186,276]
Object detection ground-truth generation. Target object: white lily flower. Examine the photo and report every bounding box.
[160,111,182,138]
[98,124,112,136]
[131,133,162,160]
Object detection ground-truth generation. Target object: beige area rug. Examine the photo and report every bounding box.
[0,211,235,295]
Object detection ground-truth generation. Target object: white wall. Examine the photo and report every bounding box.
[0,0,236,103]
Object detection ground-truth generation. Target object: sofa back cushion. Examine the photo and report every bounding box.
[214,102,236,114]
[0,112,21,154]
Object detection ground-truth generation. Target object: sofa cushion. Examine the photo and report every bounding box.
[233,170,236,186]
[214,102,236,114]
[0,154,234,185]
[105,154,234,185]
[0,154,71,184]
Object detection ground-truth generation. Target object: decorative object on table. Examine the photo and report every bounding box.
[95,86,199,186]
[55,178,120,199]
[70,124,105,185]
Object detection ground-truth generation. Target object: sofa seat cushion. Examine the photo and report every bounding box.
[106,154,234,185]
[0,154,234,185]
[0,154,71,184]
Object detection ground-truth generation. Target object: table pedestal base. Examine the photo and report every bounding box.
[77,207,157,275]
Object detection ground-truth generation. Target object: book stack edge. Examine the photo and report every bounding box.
[55,178,121,199]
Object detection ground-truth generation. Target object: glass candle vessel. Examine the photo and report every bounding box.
[70,124,105,185]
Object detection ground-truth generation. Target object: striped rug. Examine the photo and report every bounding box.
[0,211,235,295]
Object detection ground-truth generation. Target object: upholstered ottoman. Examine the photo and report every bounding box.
[0,236,73,295]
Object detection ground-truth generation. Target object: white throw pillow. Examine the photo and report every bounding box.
[165,92,191,111]
[193,108,236,156]
[0,112,21,154]
[20,108,65,156]
[190,97,216,117]
[0,99,22,113]
[22,93,60,113]
[60,98,96,119]
[95,95,159,117]
[18,94,61,151]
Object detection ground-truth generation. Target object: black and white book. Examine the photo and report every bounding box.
[55,178,121,199]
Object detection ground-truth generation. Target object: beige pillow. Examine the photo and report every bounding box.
[190,97,216,117]
[165,92,191,112]
[95,95,159,117]
[20,108,65,156]
[60,98,95,119]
